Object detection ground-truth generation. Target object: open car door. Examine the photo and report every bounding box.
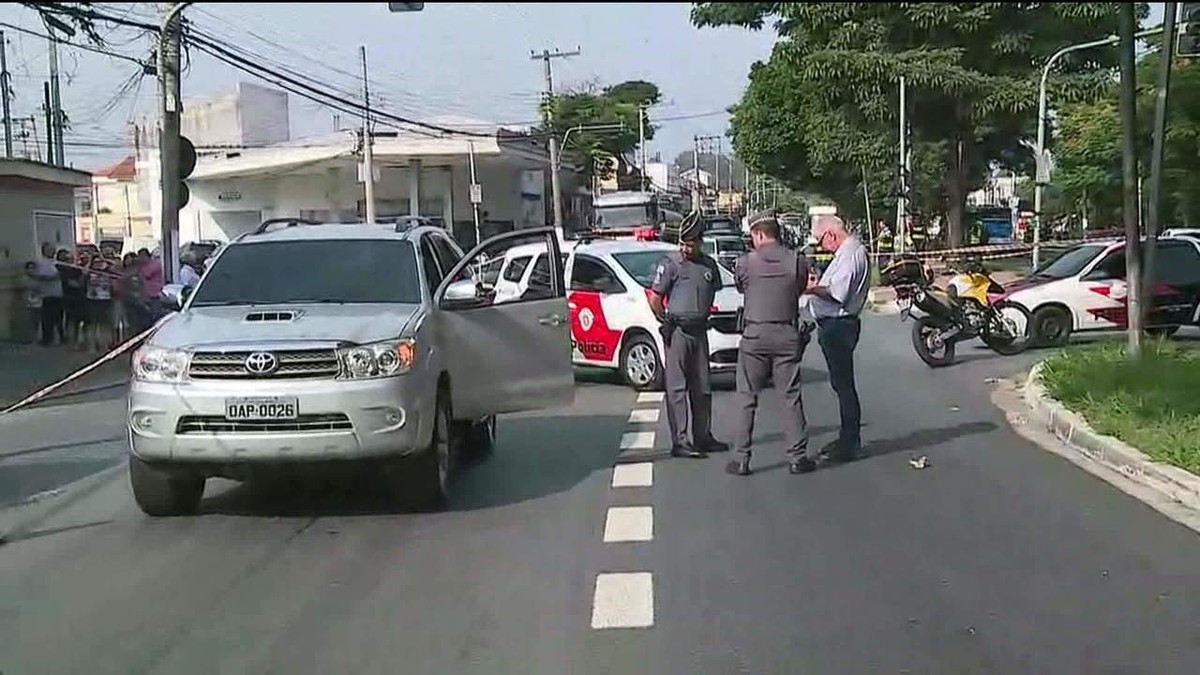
[434,227,575,420]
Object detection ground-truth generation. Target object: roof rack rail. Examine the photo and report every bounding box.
[254,217,323,235]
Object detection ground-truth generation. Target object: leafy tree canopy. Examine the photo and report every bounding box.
[539,80,661,183]
[1054,51,1200,228]
[692,2,1145,245]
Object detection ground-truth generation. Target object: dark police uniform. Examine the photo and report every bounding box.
[728,213,814,476]
[651,212,726,457]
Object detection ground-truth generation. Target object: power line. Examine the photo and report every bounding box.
[0,19,149,66]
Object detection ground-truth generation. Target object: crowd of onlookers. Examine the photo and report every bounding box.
[18,243,165,351]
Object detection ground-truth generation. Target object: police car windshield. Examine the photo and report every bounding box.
[613,250,735,288]
[1031,243,1106,280]
[190,239,422,306]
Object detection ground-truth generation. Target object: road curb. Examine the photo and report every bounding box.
[995,362,1200,533]
[0,460,126,546]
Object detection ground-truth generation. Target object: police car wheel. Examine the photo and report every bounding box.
[129,456,205,517]
[620,333,663,391]
[1031,305,1072,348]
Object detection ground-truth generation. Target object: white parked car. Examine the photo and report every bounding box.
[487,238,743,390]
[1003,236,1200,346]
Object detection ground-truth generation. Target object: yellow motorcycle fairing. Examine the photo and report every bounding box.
[948,272,1006,306]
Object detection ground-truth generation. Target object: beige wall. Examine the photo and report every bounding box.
[78,179,153,243]
[0,179,77,341]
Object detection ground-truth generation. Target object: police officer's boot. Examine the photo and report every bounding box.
[670,445,706,459]
[700,438,730,453]
[725,453,752,476]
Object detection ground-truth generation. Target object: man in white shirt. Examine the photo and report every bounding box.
[804,215,870,461]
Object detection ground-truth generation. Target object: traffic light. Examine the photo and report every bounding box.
[178,135,196,209]
[1180,3,1200,58]
[388,2,424,11]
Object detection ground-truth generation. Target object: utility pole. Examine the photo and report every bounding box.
[692,135,701,212]
[896,76,907,254]
[468,139,482,246]
[42,83,52,164]
[638,104,647,191]
[158,2,185,284]
[1118,3,1143,358]
[1,31,12,158]
[359,45,377,224]
[714,138,722,212]
[1143,1,1179,315]
[531,47,580,234]
[46,26,63,166]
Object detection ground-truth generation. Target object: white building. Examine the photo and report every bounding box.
[136,84,572,249]
[642,162,681,195]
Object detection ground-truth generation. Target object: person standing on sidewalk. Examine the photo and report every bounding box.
[649,211,729,459]
[32,243,63,346]
[19,262,44,344]
[726,210,816,477]
[805,215,870,462]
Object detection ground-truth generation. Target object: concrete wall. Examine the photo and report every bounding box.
[0,179,77,341]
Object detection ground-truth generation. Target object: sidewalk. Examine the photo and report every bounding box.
[0,342,130,410]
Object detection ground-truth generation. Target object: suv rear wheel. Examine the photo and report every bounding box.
[129,456,205,517]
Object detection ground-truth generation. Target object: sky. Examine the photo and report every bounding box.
[0,2,776,171]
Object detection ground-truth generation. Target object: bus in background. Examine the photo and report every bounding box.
[592,191,665,242]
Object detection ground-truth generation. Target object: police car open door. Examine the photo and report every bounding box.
[434,227,575,420]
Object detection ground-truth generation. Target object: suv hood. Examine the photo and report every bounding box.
[150,303,422,351]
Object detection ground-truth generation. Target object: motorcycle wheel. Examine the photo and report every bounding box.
[981,300,1033,356]
[911,316,957,368]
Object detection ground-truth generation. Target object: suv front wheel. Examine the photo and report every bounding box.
[129,456,205,516]
[407,391,457,510]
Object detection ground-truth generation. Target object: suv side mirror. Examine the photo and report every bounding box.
[161,283,190,310]
[441,278,491,310]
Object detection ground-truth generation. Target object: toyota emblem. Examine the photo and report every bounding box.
[244,351,279,375]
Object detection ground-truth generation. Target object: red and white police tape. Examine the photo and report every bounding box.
[0,317,167,417]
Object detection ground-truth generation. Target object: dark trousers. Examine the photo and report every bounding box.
[664,326,713,449]
[40,297,64,345]
[817,316,862,450]
[734,323,809,460]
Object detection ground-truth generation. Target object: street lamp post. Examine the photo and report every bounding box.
[1033,22,1181,270]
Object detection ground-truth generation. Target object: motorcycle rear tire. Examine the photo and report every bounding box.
[981,300,1033,356]
[911,316,957,368]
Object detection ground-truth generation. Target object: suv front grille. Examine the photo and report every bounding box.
[188,349,340,380]
[176,413,353,434]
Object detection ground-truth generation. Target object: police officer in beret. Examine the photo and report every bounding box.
[726,209,816,476]
[648,210,729,458]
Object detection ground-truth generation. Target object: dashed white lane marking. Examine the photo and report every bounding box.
[611,462,654,488]
[603,506,654,543]
[636,392,664,403]
[619,431,656,450]
[591,572,655,629]
[628,407,659,423]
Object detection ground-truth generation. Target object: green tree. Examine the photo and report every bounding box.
[539,80,661,185]
[1053,51,1200,228]
[692,2,1142,246]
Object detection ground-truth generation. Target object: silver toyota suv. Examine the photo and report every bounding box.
[128,218,574,516]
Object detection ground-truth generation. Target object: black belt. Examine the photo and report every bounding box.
[816,315,860,325]
[667,316,709,331]
[745,319,797,327]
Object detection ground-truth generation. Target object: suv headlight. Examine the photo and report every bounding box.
[132,345,191,383]
[337,339,416,380]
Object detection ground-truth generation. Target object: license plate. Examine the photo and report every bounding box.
[225,397,298,421]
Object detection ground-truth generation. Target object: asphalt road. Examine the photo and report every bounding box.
[1,318,1198,674]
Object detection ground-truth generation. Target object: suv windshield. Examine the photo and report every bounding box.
[190,239,422,306]
[613,250,734,288]
[1032,244,1106,280]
